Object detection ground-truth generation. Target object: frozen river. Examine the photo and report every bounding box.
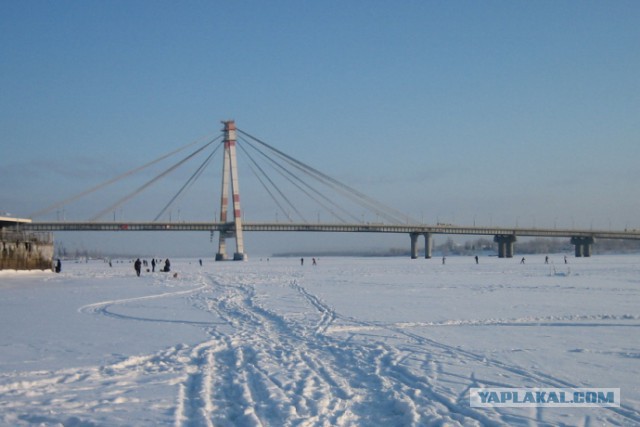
[0,255,639,426]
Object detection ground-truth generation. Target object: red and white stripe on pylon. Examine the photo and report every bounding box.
[216,120,247,261]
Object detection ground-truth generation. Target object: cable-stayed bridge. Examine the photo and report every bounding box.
[12,121,640,260]
[19,221,640,259]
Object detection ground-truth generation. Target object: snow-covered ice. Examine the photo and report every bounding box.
[0,255,639,426]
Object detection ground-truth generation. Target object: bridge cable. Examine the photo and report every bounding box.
[29,133,222,219]
[89,137,219,221]
[236,141,303,222]
[153,141,223,222]
[268,149,407,224]
[240,137,362,223]
[236,128,413,224]
[240,136,357,222]
[238,137,353,223]
[238,136,352,222]
[237,129,407,223]
[237,148,294,222]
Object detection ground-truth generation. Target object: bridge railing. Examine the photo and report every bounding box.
[13,221,640,240]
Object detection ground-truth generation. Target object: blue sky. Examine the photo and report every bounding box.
[2,1,639,256]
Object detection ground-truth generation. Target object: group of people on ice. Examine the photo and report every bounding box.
[134,258,171,277]
[439,255,570,265]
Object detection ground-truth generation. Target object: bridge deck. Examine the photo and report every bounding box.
[12,222,640,240]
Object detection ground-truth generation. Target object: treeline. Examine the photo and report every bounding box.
[54,243,139,259]
[436,238,570,256]
[419,237,640,256]
[55,243,104,259]
[590,238,640,254]
[381,238,572,257]
[278,237,640,258]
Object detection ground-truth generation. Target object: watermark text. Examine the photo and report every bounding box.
[470,388,620,407]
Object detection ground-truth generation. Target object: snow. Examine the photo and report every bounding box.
[0,255,639,426]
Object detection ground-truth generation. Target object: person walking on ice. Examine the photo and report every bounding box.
[134,258,142,277]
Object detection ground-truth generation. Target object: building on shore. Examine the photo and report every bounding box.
[0,216,54,271]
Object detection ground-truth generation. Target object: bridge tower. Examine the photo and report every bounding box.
[215,120,247,261]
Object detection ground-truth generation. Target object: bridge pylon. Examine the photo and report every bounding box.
[215,120,247,261]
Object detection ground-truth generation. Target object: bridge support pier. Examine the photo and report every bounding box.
[424,233,432,259]
[410,233,433,259]
[410,233,419,259]
[233,252,247,261]
[570,236,594,257]
[494,234,516,258]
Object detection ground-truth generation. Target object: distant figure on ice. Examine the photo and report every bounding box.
[163,258,171,272]
[564,256,568,264]
[442,256,446,265]
[134,258,142,277]
[151,258,156,272]
[475,255,479,264]
[300,258,304,266]
[55,259,61,273]
[545,255,549,264]
[312,258,317,266]
[520,257,525,264]
[199,259,202,267]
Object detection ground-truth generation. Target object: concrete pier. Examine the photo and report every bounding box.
[410,232,433,259]
[571,236,595,257]
[423,232,432,259]
[494,234,517,258]
[410,233,419,259]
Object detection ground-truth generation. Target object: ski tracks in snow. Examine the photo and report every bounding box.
[3,269,639,426]
[179,274,640,426]
[168,275,499,426]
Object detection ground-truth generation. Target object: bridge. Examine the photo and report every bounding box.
[9,120,640,260]
[17,220,640,259]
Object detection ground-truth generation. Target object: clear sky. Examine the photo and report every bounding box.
[2,1,639,256]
